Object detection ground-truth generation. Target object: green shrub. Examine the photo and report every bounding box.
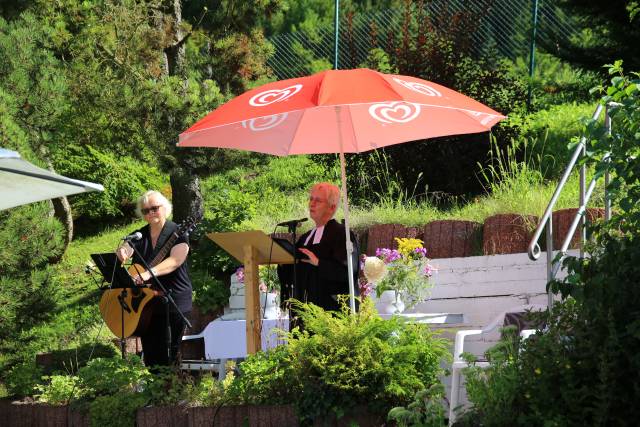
[89,392,148,427]
[12,305,103,362]
[190,176,258,278]
[36,355,152,426]
[51,144,165,219]
[190,372,231,407]
[457,326,525,426]
[230,299,449,423]
[34,356,214,426]
[36,374,82,405]
[77,356,150,399]
[190,272,229,314]
[4,362,44,398]
[0,268,62,333]
[387,384,447,427]
[226,344,294,406]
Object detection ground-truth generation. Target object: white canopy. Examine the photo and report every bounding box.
[0,148,104,210]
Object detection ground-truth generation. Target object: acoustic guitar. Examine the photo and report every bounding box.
[99,217,198,339]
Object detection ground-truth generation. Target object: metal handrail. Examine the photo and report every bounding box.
[527,103,604,261]
[527,103,612,307]
[550,154,609,278]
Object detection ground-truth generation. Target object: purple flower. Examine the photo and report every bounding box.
[358,279,374,297]
[375,247,401,263]
[414,247,427,257]
[235,266,245,282]
[423,264,435,277]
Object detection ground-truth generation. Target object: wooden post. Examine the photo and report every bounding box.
[243,245,261,354]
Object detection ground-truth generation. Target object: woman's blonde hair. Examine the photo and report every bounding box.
[136,190,172,218]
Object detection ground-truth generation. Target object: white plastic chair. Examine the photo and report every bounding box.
[448,304,546,425]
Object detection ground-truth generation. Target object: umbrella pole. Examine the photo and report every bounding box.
[336,106,357,314]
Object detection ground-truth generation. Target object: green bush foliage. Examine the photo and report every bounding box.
[387,384,447,427]
[229,299,449,423]
[37,355,152,426]
[457,326,527,426]
[34,356,224,426]
[4,362,44,398]
[51,144,165,220]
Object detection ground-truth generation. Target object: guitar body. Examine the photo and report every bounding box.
[99,286,156,338]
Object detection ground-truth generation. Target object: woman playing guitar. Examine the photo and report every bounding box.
[116,190,193,369]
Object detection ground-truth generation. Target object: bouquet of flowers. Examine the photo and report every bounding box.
[235,265,280,294]
[361,237,435,309]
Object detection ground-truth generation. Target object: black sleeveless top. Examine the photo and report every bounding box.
[131,221,193,313]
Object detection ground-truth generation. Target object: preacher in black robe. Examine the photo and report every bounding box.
[277,183,358,313]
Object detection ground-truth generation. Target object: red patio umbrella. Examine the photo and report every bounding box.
[178,68,505,312]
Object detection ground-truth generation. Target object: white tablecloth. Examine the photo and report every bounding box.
[184,317,289,360]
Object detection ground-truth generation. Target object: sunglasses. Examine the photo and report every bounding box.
[141,205,162,215]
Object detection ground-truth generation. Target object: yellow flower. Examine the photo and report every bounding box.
[534,368,541,375]
[395,237,424,257]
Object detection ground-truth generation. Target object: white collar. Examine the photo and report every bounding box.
[303,224,325,245]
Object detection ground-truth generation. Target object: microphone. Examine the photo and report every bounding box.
[277,217,308,228]
[122,232,143,241]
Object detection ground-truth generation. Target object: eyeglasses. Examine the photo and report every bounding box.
[141,205,162,215]
[309,196,327,204]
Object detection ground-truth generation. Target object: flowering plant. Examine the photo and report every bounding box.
[235,265,280,294]
[361,237,434,309]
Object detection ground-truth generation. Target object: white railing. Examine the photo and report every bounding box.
[527,103,614,307]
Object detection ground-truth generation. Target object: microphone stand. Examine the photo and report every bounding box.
[127,239,192,363]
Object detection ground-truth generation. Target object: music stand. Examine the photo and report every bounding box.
[92,252,140,358]
[91,253,134,289]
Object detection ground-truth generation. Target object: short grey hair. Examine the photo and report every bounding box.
[136,190,172,218]
[311,182,341,207]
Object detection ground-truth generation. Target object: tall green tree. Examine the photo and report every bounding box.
[0,13,75,247]
[13,0,282,223]
[555,0,640,70]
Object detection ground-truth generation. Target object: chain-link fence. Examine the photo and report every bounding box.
[267,0,577,80]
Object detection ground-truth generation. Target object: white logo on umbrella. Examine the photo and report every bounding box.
[249,84,303,106]
[369,102,421,124]
[241,113,289,131]
[393,77,442,97]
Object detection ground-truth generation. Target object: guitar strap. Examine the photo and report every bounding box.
[149,221,179,265]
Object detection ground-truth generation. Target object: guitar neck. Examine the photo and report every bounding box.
[149,231,179,267]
